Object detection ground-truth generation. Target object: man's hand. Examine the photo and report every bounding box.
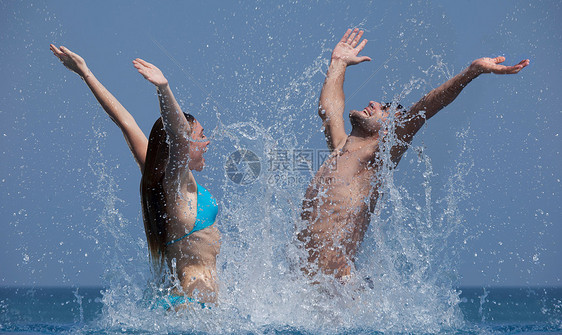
[469,56,530,75]
[132,58,168,88]
[50,44,90,77]
[331,28,371,66]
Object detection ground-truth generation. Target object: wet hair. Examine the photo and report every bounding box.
[140,113,196,272]
[383,102,404,112]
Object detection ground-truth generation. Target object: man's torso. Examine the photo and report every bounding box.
[298,143,382,278]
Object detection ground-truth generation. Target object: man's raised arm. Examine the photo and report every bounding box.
[319,28,371,151]
[393,56,530,157]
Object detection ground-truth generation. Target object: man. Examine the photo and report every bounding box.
[297,28,529,280]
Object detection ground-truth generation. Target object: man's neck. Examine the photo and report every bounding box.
[341,132,379,156]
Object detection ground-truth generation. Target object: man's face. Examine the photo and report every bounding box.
[349,101,391,136]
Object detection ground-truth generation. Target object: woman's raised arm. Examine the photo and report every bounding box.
[132,59,192,177]
[50,44,148,171]
[133,58,199,195]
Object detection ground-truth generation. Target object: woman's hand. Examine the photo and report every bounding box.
[331,28,371,66]
[50,44,90,77]
[469,56,530,75]
[133,58,168,87]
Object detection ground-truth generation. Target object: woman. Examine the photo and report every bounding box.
[50,45,220,308]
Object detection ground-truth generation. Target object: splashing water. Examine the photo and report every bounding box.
[78,42,478,335]
[4,1,559,334]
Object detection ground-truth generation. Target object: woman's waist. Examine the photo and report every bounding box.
[176,262,217,276]
[166,215,220,235]
[174,263,218,292]
[166,239,220,263]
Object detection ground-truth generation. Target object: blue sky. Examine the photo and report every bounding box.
[1,0,560,287]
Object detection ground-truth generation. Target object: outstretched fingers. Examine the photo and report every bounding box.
[515,59,530,69]
[50,45,79,61]
[332,28,371,65]
[50,44,65,59]
[59,46,73,56]
[357,55,372,63]
[493,56,506,64]
[509,59,530,73]
[339,28,366,47]
[135,58,153,68]
[496,59,530,74]
[132,61,148,75]
[355,38,368,53]
[346,28,359,44]
[355,36,371,62]
[50,44,89,76]
[132,59,147,72]
[340,29,352,43]
[473,56,530,75]
[351,30,364,47]
[133,59,158,77]
[49,44,59,54]
[132,58,167,86]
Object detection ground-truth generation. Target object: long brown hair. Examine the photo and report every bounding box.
[140,113,196,272]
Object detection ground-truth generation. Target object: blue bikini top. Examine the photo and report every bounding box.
[166,183,218,246]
